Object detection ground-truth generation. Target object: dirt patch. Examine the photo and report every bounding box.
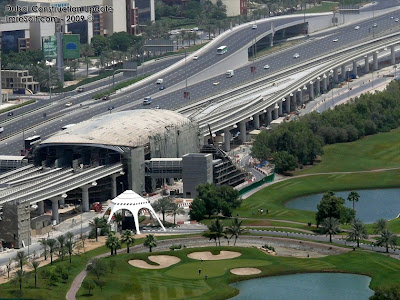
[188,251,241,260]
[129,255,181,269]
[245,219,271,226]
[230,268,262,275]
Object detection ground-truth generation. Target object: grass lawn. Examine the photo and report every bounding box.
[235,169,400,226]
[296,129,400,175]
[77,246,400,299]
[295,2,338,14]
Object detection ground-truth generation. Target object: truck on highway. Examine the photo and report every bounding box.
[225,70,234,78]
[143,96,152,105]
[0,126,3,134]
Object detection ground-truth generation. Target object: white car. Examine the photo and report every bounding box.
[193,55,199,60]
[354,26,360,30]
[252,24,257,29]
[293,53,300,59]
[65,102,72,107]
[373,23,378,27]
[395,18,399,22]
[390,16,394,19]
[213,82,220,86]
[332,39,338,42]
[263,65,270,69]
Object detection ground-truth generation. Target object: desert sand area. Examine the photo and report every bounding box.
[129,255,181,269]
[188,251,242,260]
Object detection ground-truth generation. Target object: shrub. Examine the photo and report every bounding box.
[169,244,182,251]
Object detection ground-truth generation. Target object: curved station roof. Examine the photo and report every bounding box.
[41,109,191,148]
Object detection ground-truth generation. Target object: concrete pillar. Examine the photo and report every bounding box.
[322,75,328,93]
[373,52,378,71]
[292,92,297,108]
[253,113,260,129]
[364,55,369,73]
[298,90,303,105]
[278,101,283,116]
[111,174,118,199]
[266,108,272,124]
[341,65,346,81]
[333,68,338,83]
[352,60,358,77]
[81,185,90,212]
[51,197,61,224]
[273,105,279,119]
[316,77,321,95]
[38,201,44,215]
[167,178,174,185]
[224,128,231,152]
[285,95,290,113]
[391,45,396,65]
[240,121,246,143]
[308,82,314,100]
[59,197,65,207]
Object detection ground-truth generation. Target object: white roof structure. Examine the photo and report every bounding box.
[42,109,190,148]
[104,190,165,234]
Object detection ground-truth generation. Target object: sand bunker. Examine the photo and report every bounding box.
[188,251,241,260]
[230,268,262,275]
[129,255,180,269]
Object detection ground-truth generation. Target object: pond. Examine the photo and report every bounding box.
[285,189,400,223]
[230,273,374,300]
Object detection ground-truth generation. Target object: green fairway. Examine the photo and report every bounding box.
[295,2,338,14]
[77,246,400,300]
[296,128,400,175]
[235,169,400,225]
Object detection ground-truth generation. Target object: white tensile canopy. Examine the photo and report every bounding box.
[104,190,166,234]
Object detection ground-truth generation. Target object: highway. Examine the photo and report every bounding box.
[1,6,400,155]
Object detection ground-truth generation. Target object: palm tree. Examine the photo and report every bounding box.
[57,235,66,261]
[81,44,94,77]
[14,269,24,292]
[65,241,74,264]
[321,217,340,242]
[6,258,12,278]
[46,238,57,265]
[89,217,105,241]
[207,219,226,246]
[203,231,218,246]
[225,218,247,246]
[153,197,173,223]
[39,238,48,261]
[15,251,25,272]
[31,260,40,288]
[105,233,121,255]
[347,191,360,211]
[114,213,123,232]
[66,232,74,243]
[347,219,368,247]
[373,218,388,234]
[120,230,135,253]
[169,203,185,225]
[144,234,157,252]
[376,229,397,253]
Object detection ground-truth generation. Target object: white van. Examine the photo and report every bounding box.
[143,96,152,105]
[225,70,234,78]
[156,79,163,84]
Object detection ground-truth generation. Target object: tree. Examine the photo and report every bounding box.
[373,218,387,234]
[272,151,298,173]
[321,217,340,242]
[57,235,66,261]
[66,232,74,243]
[94,278,106,291]
[370,285,400,300]
[91,35,110,56]
[225,218,247,246]
[120,230,135,253]
[15,251,26,272]
[105,232,121,255]
[31,260,40,288]
[14,269,25,293]
[109,32,133,52]
[189,198,206,221]
[153,197,173,223]
[347,191,360,211]
[196,183,220,217]
[87,258,108,280]
[6,259,11,279]
[315,192,352,226]
[39,238,48,261]
[375,229,397,253]
[169,203,185,225]
[82,280,96,295]
[80,44,94,77]
[114,213,124,232]
[65,241,74,264]
[144,234,157,252]
[46,238,57,265]
[204,219,225,246]
[347,219,368,248]
[89,217,106,241]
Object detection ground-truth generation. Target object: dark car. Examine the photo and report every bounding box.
[102,95,110,100]
[77,87,84,92]
[159,86,165,90]
[7,112,14,116]
[108,105,114,111]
